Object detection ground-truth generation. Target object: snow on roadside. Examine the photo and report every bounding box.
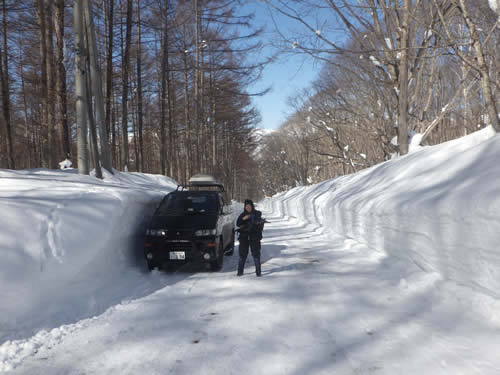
[262,126,500,297]
[2,125,500,372]
[5,186,500,375]
[0,168,176,349]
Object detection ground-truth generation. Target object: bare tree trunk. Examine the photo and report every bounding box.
[194,0,200,173]
[121,0,133,171]
[84,0,112,172]
[105,0,114,146]
[33,110,41,167]
[0,0,13,169]
[84,33,103,179]
[459,21,471,136]
[398,0,410,155]
[54,0,70,160]
[457,0,500,132]
[159,74,166,175]
[159,6,167,175]
[182,24,192,180]
[0,50,14,169]
[44,0,56,168]
[462,62,469,135]
[111,89,117,167]
[135,0,144,172]
[210,62,216,171]
[20,43,31,167]
[74,0,89,174]
[170,72,179,179]
[164,3,174,177]
[132,86,138,171]
[116,95,121,169]
[37,0,49,167]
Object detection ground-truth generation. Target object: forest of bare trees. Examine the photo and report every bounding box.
[0,0,266,200]
[258,0,500,196]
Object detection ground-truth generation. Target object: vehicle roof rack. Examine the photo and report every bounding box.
[186,174,225,192]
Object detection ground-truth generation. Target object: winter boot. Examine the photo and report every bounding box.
[237,256,246,276]
[254,256,261,277]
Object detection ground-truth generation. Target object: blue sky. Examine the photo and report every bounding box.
[242,2,321,130]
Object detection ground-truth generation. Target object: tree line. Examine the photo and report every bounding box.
[0,0,265,201]
[257,0,500,196]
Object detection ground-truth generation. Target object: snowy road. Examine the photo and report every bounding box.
[6,206,500,374]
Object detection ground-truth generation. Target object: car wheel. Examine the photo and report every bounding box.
[147,260,157,271]
[210,240,224,271]
[225,232,235,256]
[163,264,176,273]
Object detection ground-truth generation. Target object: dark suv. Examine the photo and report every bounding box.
[144,175,235,271]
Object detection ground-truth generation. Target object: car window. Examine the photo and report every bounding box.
[157,193,217,215]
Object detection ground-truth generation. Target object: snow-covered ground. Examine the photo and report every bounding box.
[0,169,177,349]
[266,126,500,296]
[2,127,500,373]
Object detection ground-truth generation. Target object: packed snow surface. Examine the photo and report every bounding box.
[2,126,500,373]
[0,169,177,348]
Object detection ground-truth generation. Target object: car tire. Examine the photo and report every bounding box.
[210,240,224,271]
[225,232,235,256]
[147,260,157,271]
[163,264,176,273]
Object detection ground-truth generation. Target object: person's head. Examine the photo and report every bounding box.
[244,199,254,213]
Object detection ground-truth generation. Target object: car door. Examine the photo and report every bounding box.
[219,195,232,249]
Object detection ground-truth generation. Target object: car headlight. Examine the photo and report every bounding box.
[195,229,217,236]
[146,229,167,236]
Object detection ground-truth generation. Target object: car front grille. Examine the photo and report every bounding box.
[167,230,192,240]
[167,242,193,252]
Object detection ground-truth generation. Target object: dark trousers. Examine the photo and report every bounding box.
[238,234,261,275]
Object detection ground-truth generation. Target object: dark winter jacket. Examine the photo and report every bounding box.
[237,209,264,240]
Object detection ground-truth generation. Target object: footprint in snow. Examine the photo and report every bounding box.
[191,329,207,344]
[201,312,218,322]
[364,327,375,336]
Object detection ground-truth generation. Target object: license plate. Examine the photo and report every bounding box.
[169,251,185,260]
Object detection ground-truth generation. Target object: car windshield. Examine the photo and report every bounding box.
[156,193,218,215]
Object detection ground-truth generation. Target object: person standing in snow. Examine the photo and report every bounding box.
[236,199,264,277]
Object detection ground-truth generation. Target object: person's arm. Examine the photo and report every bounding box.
[236,213,247,227]
[252,211,265,231]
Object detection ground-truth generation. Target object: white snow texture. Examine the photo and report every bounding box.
[1,126,500,374]
[0,169,176,348]
[268,126,500,295]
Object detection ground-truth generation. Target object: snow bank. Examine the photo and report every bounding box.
[263,127,500,297]
[0,169,176,343]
